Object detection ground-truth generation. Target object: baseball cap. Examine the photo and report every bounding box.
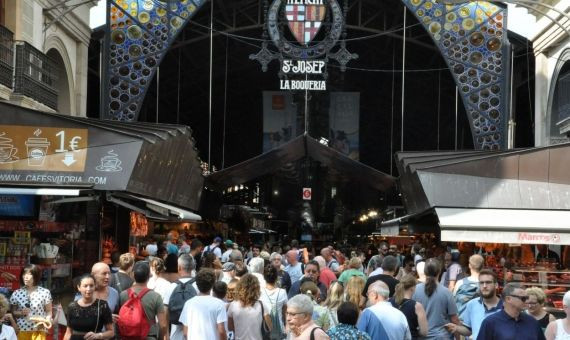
[225,239,234,246]
[214,236,222,243]
[222,262,236,272]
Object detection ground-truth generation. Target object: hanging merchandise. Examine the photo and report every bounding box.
[130,212,148,236]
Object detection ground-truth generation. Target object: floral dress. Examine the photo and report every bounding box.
[9,286,52,332]
[327,323,371,340]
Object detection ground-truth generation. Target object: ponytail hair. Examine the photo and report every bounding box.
[300,280,319,301]
[424,258,441,297]
[394,274,417,305]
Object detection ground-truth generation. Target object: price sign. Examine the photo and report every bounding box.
[0,125,88,172]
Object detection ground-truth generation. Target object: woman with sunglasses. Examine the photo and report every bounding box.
[9,264,52,340]
[526,287,555,332]
[64,274,113,340]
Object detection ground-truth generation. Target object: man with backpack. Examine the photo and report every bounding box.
[203,236,223,259]
[117,261,167,340]
[163,254,197,340]
[453,254,484,317]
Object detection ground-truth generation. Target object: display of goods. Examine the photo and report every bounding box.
[101,236,117,264]
[130,212,148,236]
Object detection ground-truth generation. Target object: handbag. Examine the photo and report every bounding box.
[94,299,100,332]
[258,300,271,340]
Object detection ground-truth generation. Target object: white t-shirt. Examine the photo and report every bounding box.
[180,295,227,340]
[163,277,196,340]
[260,287,288,332]
[148,276,171,301]
[203,244,223,259]
[227,300,269,340]
[221,249,233,263]
[0,325,17,340]
[369,267,384,276]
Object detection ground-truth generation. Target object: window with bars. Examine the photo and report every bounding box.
[14,41,58,109]
[556,70,570,124]
[0,24,13,88]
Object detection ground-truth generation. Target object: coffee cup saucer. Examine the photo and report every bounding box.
[96,164,122,171]
[0,156,18,164]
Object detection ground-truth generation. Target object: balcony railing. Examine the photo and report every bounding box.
[14,41,58,110]
[0,25,14,89]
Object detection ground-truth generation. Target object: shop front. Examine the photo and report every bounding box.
[393,143,570,312]
[0,102,203,293]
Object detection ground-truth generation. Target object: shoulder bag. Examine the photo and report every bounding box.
[257,300,271,340]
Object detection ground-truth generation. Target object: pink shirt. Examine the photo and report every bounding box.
[290,321,330,340]
[319,267,337,289]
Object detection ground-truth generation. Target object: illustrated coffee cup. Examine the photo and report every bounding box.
[100,155,121,169]
[0,146,16,162]
[25,138,50,166]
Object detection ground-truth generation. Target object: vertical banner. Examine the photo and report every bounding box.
[329,92,360,160]
[263,91,298,153]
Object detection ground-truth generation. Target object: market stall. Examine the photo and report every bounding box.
[0,102,204,279]
[393,143,570,313]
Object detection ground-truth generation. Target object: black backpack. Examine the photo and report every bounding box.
[204,245,218,256]
[168,279,197,325]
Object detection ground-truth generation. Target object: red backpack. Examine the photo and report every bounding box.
[117,288,152,340]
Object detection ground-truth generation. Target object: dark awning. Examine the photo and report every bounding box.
[395,144,570,244]
[0,102,203,210]
[396,144,570,214]
[207,134,396,191]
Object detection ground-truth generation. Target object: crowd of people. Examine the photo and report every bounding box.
[2,237,570,340]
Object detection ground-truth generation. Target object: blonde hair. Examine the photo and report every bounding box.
[526,287,547,304]
[469,254,484,272]
[236,274,260,306]
[323,281,344,309]
[348,257,362,269]
[394,274,417,305]
[345,276,365,307]
[119,253,135,271]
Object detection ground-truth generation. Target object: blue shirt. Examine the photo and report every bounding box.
[461,298,503,339]
[328,323,371,340]
[357,302,411,340]
[476,309,546,340]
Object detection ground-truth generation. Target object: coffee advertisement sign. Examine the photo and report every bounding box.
[0,125,88,172]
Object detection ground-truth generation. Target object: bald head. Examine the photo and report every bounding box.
[286,250,298,265]
[91,262,111,288]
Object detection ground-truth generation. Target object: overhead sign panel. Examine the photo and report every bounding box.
[0,125,88,172]
[0,124,142,190]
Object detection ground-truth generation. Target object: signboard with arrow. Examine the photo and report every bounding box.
[0,125,88,172]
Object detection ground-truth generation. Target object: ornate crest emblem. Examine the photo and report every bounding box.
[286,4,326,45]
[250,0,357,91]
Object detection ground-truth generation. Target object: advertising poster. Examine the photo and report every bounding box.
[0,265,21,290]
[262,91,298,153]
[329,92,360,160]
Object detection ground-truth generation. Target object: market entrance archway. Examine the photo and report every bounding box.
[103,0,509,150]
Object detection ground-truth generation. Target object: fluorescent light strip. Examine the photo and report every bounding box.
[0,188,80,196]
